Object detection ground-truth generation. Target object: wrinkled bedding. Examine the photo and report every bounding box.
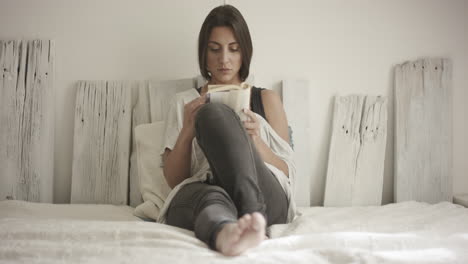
[1,200,467,263]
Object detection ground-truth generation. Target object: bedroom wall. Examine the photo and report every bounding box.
[0,0,466,205]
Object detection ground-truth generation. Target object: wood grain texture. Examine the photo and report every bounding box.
[71,79,195,206]
[129,81,151,207]
[354,96,387,205]
[324,95,387,207]
[71,81,132,205]
[0,40,54,203]
[394,58,452,203]
[282,80,312,207]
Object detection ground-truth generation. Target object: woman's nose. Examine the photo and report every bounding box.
[218,49,230,64]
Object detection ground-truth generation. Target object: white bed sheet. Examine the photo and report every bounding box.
[1,200,467,264]
[0,200,142,221]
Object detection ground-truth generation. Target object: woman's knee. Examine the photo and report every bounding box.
[195,103,237,129]
[194,103,245,145]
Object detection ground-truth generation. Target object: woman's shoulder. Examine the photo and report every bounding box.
[252,86,281,105]
[251,86,266,94]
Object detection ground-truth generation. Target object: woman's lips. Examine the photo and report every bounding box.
[219,69,231,73]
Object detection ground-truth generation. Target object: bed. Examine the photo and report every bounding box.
[1,42,466,263]
[1,200,468,263]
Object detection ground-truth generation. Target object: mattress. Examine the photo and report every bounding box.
[0,200,142,221]
[1,200,467,263]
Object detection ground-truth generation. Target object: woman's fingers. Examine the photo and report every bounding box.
[242,109,258,126]
[193,96,208,113]
[242,109,260,138]
[186,95,207,113]
[243,121,257,130]
[244,129,255,136]
[242,108,257,122]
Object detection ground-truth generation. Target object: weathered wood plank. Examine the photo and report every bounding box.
[129,81,151,207]
[71,81,132,205]
[394,58,452,203]
[149,78,194,123]
[353,96,387,205]
[72,79,195,207]
[0,40,54,203]
[282,80,312,207]
[324,95,365,206]
[324,95,387,206]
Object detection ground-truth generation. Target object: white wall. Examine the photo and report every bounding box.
[1,0,467,205]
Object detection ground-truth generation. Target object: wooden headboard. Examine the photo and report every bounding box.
[69,78,312,207]
[0,40,312,207]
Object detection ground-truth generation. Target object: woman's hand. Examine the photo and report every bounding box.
[242,108,261,143]
[181,95,208,139]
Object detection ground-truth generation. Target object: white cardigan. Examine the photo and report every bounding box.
[158,89,297,224]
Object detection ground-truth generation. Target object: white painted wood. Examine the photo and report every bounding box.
[353,96,387,205]
[72,78,194,207]
[282,80,312,207]
[0,40,54,203]
[149,78,194,123]
[324,95,387,206]
[324,95,364,206]
[129,81,151,207]
[71,81,132,205]
[394,58,452,203]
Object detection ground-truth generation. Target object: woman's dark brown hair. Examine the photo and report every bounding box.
[198,4,253,81]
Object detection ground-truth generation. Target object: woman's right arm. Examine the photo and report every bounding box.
[162,95,207,188]
[162,130,193,189]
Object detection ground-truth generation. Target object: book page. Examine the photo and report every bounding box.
[208,85,251,121]
[207,82,249,93]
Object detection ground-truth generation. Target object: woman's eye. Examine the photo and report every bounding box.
[208,47,239,52]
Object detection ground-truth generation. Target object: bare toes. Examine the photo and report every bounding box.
[216,213,267,256]
[251,212,266,231]
[238,214,251,231]
[242,214,252,222]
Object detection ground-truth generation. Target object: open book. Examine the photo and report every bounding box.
[206,82,251,121]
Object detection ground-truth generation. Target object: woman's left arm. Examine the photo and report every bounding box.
[243,89,290,177]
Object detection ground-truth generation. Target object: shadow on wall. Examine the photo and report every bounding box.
[382,66,396,205]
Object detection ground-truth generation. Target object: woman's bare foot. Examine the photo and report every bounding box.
[215,212,266,256]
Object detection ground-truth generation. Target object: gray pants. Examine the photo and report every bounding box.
[166,103,288,249]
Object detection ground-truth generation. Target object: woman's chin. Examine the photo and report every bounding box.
[212,76,238,85]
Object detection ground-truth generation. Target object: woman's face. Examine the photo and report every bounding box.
[206,26,242,85]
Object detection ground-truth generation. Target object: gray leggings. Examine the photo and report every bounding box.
[165,103,288,250]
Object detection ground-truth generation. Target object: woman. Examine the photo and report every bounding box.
[160,4,296,256]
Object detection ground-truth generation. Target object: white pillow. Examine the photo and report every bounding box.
[133,121,171,221]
